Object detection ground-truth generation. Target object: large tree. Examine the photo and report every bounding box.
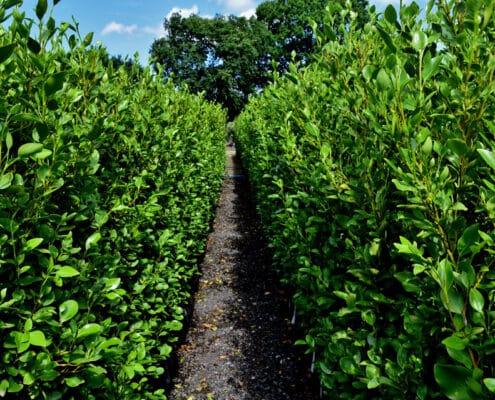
[150,0,369,118]
[150,14,273,118]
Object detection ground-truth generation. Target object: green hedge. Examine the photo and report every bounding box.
[0,1,226,398]
[235,1,495,398]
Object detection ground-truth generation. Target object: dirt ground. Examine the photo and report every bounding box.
[167,146,318,400]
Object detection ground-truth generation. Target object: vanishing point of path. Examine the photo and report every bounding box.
[168,145,318,399]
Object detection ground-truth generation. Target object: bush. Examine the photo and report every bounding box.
[235,1,495,398]
[0,1,226,398]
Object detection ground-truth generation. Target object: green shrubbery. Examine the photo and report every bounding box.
[0,0,226,398]
[235,0,495,398]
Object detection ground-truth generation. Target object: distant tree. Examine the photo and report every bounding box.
[150,14,273,119]
[150,0,369,118]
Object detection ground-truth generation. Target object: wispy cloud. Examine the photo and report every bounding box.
[240,8,256,18]
[142,24,166,37]
[166,5,199,20]
[218,0,255,13]
[102,22,138,35]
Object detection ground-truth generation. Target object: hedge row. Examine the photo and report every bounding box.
[235,1,495,398]
[0,1,226,398]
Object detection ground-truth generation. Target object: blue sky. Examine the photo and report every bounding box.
[19,0,427,65]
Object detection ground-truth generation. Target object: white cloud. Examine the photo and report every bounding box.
[142,24,166,37]
[218,0,255,13]
[166,5,199,20]
[102,22,138,35]
[240,8,256,18]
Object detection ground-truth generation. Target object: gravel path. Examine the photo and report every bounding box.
[167,146,318,400]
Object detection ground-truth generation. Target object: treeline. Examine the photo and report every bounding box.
[0,0,225,398]
[235,1,495,398]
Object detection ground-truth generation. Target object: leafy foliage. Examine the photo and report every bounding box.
[0,0,226,398]
[150,0,369,119]
[235,1,495,398]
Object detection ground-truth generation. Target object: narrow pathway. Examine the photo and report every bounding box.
[168,145,317,399]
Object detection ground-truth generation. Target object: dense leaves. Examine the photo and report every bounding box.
[151,14,272,119]
[0,0,226,398]
[235,0,495,398]
[150,0,369,119]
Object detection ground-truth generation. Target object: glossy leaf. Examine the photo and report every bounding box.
[85,232,101,250]
[469,288,484,313]
[23,238,44,252]
[442,335,468,351]
[412,31,427,52]
[478,149,495,171]
[18,143,43,157]
[77,323,102,339]
[447,138,469,157]
[55,266,80,278]
[65,376,85,387]
[484,378,495,393]
[0,173,13,190]
[434,364,473,400]
[59,300,79,323]
[29,330,48,347]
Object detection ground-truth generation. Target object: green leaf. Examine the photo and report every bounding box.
[85,232,101,250]
[44,72,66,97]
[458,224,479,257]
[77,323,102,339]
[55,266,80,278]
[0,380,8,397]
[27,37,41,54]
[23,372,34,386]
[164,320,182,331]
[4,0,23,10]
[478,149,495,171]
[0,173,13,190]
[437,259,454,290]
[469,288,484,312]
[483,378,495,393]
[6,130,13,150]
[6,378,22,393]
[83,32,94,47]
[422,136,433,155]
[384,4,397,24]
[65,376,85,388]
[434,364,473,400]
[18,143,43,157]
[423,55,442,81]
[0,43,15,64]
[376,68,392,90]
[412,31,428,52]
[339,356,359,375]
[442,335,468,350]
[104,277,121,291]
[29,330,48,347]
[440,288,465,314]
[59,300,79,323]
[377,26,396,53]
[23,238,44,252]
[447,347,472,368]
[447,138,469,157]
[35,0,48,20]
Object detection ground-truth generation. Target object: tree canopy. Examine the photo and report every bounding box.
[150,0,369,118]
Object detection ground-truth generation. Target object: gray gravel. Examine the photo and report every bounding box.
[167,148,318,400]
